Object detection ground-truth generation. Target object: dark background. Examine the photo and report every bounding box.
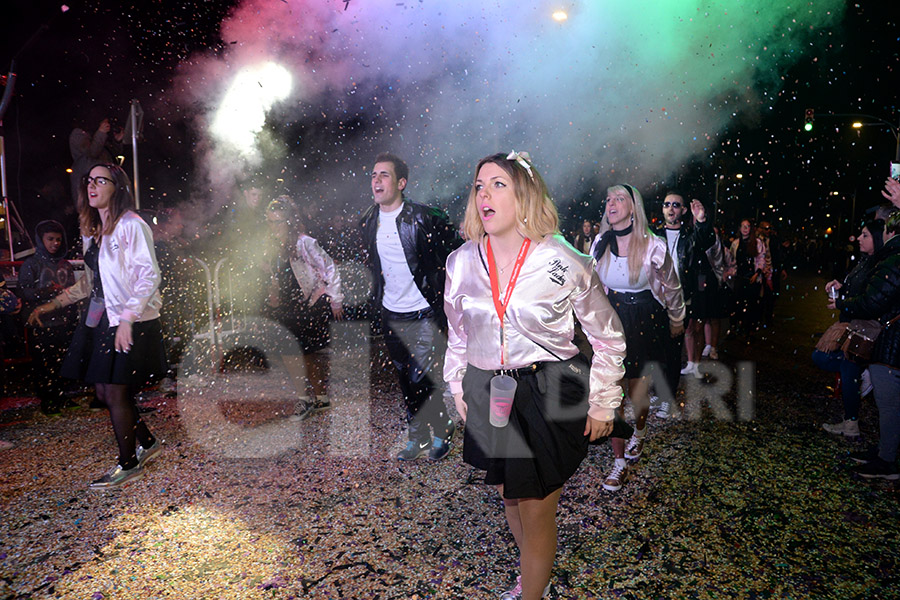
[1,0,898,252]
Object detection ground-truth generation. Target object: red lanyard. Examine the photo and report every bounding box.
[486,236,531,365]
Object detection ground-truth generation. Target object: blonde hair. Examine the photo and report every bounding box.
[462,153,558,242]
[597,184,653,285]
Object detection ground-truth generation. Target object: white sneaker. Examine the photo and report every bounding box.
[701,345,712,357]
[860,369,873,397]
[822,419,860,437]
[656,401,671,419]
[681,362,702,379]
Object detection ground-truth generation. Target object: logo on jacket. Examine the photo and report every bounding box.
[548,259,568,286]
[109,240,120,252]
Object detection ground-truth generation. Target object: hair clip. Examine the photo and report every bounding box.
[507,150,534,181]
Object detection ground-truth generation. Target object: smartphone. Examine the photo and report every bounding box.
[891,162,900,181]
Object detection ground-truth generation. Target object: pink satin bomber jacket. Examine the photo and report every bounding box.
[443,234,627,422]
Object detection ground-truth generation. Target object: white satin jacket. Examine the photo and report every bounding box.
[290,234,343,309]
[58,211,162,326]
[443,234,626,421]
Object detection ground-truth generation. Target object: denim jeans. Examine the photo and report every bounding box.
[811,350,863,420]
[870,364,900,463]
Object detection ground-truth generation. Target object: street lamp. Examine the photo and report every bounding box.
[810,111,900,161]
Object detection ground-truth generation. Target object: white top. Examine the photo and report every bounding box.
[377,205,430,312]
[600,253,650,293]
[664,228,681,277]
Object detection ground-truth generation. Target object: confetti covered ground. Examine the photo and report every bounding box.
[1,273,897,600]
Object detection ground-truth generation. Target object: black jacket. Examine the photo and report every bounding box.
[359,200,461,328]
[838,255,879,323]
[652,219,715,300]
[838,235,900,368]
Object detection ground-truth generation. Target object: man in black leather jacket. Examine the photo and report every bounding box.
[360,153,462,461]
[834,209,900,480]
[653,192,715,415]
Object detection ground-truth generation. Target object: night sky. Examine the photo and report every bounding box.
[1,0,898,253]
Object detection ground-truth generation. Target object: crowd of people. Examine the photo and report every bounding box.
[1,137,900,598]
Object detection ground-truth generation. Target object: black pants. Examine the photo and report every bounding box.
[382,307,452,444]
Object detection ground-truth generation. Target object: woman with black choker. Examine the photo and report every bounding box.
[591,184,684,492]
[444,152,626,600]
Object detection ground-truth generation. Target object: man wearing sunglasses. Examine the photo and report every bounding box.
[653,192,715,417]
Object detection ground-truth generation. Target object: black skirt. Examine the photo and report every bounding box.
[608,290,667,379]
[262,295,332,355]
[60,310,168,385]
[462,356,592,499]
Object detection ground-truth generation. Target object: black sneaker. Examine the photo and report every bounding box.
[848,447,880,464]
[397,440,430,461]
[853,457,900,480]
[288,401,313,422]
[429,437,451,461]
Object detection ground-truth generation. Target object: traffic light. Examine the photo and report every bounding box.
[804,108,814,132]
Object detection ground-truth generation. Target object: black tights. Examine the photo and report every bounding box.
[95,383,154,469]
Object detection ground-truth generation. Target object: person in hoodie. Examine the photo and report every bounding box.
[19,220,80,415]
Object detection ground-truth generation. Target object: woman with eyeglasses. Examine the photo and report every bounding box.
[591,184,685,492]
[28,164,165,489]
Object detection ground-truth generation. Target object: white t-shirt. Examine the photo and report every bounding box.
[601,253,650,293]
[664,228,681,277]
[377,206,430,312]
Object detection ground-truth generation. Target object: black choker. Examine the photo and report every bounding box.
[594,224,633,259]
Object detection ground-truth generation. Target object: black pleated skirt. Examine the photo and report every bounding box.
[461,357,591,499]
[61,311,168,385]
[608,291,667,379]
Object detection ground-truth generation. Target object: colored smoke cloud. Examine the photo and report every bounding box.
[169,0,845,224]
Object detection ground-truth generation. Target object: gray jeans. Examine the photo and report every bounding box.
[870,364,900,463]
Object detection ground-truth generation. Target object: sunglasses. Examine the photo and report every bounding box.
[663,201,682,208]
[83,175,115,187]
